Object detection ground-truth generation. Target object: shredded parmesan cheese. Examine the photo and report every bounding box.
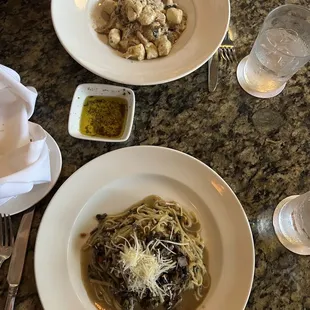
[120,233,176,302]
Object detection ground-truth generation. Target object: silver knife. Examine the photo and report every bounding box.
[208,49,219,92]
[5,208,35,310]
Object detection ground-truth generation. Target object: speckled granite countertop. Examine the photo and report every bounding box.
[1,0,310,309]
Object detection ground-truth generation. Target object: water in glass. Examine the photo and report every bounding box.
[244,28,309,92]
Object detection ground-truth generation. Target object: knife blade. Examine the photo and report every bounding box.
[5,207,35,310]
[208,50,219,92]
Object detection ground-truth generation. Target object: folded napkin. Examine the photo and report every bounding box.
[0,65,51,206]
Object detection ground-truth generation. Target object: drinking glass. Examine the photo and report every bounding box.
[237,5,310,98]
[273,191,310,255]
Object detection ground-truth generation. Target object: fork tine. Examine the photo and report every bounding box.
[232,47,238,62]
[4,215,8,246]
[219,48,226,62]
[230,48,236,62]
[221,48,227,62]
[0,215,3,246]
[9,215,14,246]
[226,48,231,62]
[227,48,234,63]
[218,48,223,61]
[223,48,231,63]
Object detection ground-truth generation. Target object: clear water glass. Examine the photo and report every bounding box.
[273,191,310,255]
[238,5,310,96]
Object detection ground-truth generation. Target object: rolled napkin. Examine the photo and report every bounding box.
[0,65,51,206]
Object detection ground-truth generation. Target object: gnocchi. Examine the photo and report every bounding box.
[156,35,172,56]
[125,0,144,21]
[138,5,157,26]
[101,0,117,15]
[108,28,121,48]
[166,7,183,25]
[124,43,146,61]
[94,0,187,61]
[137,31,158,59]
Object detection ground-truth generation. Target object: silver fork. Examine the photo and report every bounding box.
[219,28,237,63]
[0,214,14,268]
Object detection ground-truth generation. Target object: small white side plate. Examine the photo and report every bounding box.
[0,122,62,215]
[68,84,135,142]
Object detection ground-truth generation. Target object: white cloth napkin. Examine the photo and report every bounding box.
[0,65,51,206]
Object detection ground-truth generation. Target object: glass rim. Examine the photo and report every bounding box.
[268,3,310,18]
[264,4,310,59]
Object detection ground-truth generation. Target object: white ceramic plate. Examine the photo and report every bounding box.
[51,0,230,85]
[0,123,62,215]
[35,146,254,310]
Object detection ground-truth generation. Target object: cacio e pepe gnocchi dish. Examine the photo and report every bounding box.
[93,0,187,61]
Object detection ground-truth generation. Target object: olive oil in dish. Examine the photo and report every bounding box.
[80,96,128,139]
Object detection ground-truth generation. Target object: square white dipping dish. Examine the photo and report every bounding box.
[68,84,135,142]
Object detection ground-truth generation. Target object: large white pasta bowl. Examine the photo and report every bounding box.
[51,0,230,85]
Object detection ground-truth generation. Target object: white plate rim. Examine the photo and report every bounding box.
[0,122,62,215]
[35,146,254,310]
